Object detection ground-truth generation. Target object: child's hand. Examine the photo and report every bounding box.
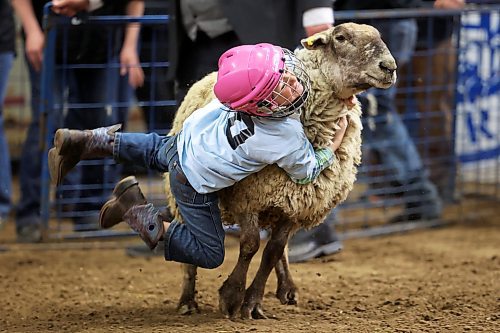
[330,116,348,152]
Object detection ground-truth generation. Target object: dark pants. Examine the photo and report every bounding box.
[176,30,240,106]
[114,132,225,269]
[361,19,442,217]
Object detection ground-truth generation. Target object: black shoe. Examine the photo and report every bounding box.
[125,240,165,258]
[16,224,42,243]
[391,177,443,223]
[389,210,440,223]
[288,223,342,263]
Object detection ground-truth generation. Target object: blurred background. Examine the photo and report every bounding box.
[1,0,498,243]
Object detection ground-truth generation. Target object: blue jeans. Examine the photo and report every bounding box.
[0,52,14,219]
[114,132,225,269]
[361,19,441,215]
[16,60,44,227]
[363,19,421,183]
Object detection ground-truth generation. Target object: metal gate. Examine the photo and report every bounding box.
[38,4,499,241]
[39,5,173,240]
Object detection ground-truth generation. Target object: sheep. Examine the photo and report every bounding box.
[164,23,397,319]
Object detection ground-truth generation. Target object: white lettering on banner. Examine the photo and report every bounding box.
[455,10,499,183]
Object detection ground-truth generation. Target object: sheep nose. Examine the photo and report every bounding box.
[379,59,397,75]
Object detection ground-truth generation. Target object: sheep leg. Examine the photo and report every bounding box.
[177,264,200,315]
[219,214,260,318]
[274,246,298,305]
[241,220,293,319]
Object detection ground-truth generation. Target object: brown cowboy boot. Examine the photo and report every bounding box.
[99,176,147,229]
[123,203,165,250]
[48,124,121,185]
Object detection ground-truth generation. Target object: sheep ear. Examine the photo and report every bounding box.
[301,31,330,50]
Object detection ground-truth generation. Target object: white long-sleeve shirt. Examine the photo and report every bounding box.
[177,99,334,194]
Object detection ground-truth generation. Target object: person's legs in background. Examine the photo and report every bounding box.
[360,91,442,221]
[288,209,343,263]
[59,67,120,230]
[15,59,45,242]
[288,19,442,260]
[362,19,442,222]
[410,38,457,202]
[0,51,14,230]
[135,21,176,135]
[175,30,240,107]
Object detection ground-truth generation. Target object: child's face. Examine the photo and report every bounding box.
[271,71,304,107]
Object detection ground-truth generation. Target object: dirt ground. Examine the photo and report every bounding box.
[0,218,499,333]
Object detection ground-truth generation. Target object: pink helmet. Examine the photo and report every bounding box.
[214,43,310,118]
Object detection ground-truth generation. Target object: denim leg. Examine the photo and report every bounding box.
[0,52,14,218]
[364,104,424,184]
[16,61,43,227]
[113,132,174,173]
[362,19,441,215]
[162,150,225,269]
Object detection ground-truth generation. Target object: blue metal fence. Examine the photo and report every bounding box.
[39,5,499,241]
[40,5,172,239]
[334,5,499,237]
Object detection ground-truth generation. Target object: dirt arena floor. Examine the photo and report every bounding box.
[0,217,498,333]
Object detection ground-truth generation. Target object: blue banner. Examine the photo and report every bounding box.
[456,10,499,164]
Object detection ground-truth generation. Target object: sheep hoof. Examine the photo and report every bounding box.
[276,285,298,305]
[218,297,242,319]
[177,300,200,315]
[241,302,267,320]
[250,304,267,319]
[276,284,299,305]
[218,280,245,318]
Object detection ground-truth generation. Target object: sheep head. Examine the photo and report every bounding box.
[300,22,397,99]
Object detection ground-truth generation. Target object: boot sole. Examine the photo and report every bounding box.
[54,128,72,155]
[49,129,76,186]
[48,148,63,186]
[99,176,140,229]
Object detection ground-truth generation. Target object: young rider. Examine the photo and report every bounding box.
[48,43,348,268]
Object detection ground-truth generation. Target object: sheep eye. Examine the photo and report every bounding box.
[335,35,346,42]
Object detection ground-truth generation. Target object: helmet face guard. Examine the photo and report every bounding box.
[254,49,311,118]
[214,44,310,118]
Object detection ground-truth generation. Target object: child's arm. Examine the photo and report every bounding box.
[284,116,348,185]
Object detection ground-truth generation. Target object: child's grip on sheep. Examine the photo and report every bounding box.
[45,22,396,321]
[167,23,396,319]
